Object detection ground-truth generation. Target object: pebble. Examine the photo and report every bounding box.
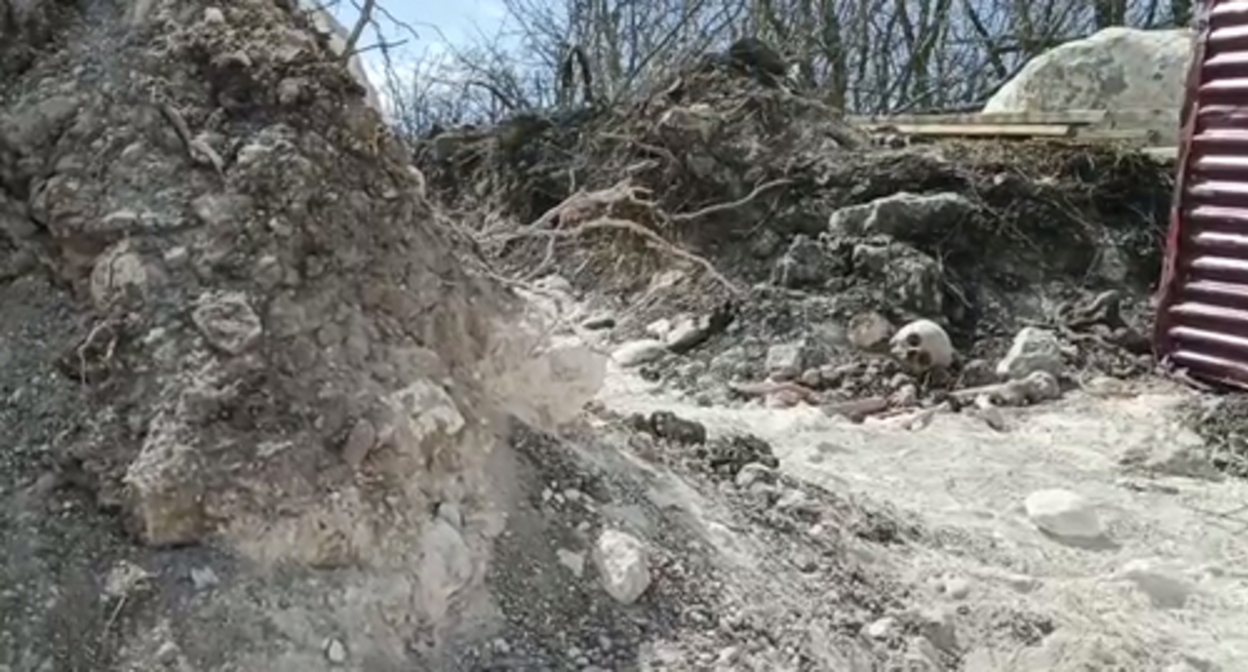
[189,566,220,591]
[436,501,464,529]
[557,548,587,578]
[1024,489,1103,539]
[612,339,667,367]
[917,607,959,653]
[580,312,616,330]
[325,638,347,664]
[593,529,651,604]
[996,327,1063,379]
[665,315,712,353]
[865,616,898,639]
[765,340,809,380]
[645,318,673,338]
[1118,559,1193,609]
[848,311,895,351]
[773,489,820,518]
[734,462,776,488]
[944,576,971,600]
[155,641,180,664]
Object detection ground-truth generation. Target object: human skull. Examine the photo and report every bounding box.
[890,319,954,372]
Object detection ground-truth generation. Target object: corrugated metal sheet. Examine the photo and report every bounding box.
[1155,0,1248,388]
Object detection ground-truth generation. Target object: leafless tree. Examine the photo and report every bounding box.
[383,0,1192,135]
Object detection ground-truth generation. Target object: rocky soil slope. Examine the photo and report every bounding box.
[3,3,1244,672]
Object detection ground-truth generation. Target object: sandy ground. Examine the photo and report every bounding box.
[596,361,1248,671]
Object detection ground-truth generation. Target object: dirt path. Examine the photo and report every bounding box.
[596,365,1248,671]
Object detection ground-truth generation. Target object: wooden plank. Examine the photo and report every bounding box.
[848,109,1108,126]
[849,107,1179,129]
[882,123,1075,137]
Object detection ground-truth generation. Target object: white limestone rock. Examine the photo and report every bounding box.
[1024,489,1103,539]
[593,529,651,604]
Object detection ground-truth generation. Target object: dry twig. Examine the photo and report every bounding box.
[517,215,741,296]
[158,103,225,176]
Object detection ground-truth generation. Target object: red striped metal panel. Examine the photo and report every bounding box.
[1155,0,1248,388]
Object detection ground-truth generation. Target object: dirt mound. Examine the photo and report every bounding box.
[416,58,1172,408]
[0,0,547,668]
[0,4,935,671]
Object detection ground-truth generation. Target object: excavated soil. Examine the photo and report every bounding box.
[414,35,1248,672]
[417,59,1172,405]
[7,2,1242,672]
[0,3,934,671]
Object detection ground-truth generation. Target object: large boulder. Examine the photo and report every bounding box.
[983,28,1194,144]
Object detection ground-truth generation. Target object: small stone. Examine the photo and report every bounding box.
[648,411,707,445]
[190,193,252,229]
[734,462,776,488]
[581,312,616,330]
[890,383,918,407]
[1025,489,1102,539]
[800,368,823,388]
[888,373,913,389]
[774,489,820,518]
[325,638,347,664]
[277,78,305,106]
[865,616,898,639]
[436,501,463,529]
[612,339,667,367]
[848,312,894,352]
[593,529,651,604]
[103,560,153,598]
[189,566,220,591]
[665,315,712,353]
[192,291,263,355]
[155,641,180,664]
[944,576,971,600]
[773,234,836,288]
[959,358,997,387]
[90,239,149,308]
[341,418,377,467]
[997,327,1063,380]
[644,318,672,338]
[1118,559,1193,609]
[828,191,975,240]
[203,7,225,23]
[557,549,586,578]
[917,607,959,654]
[765,340,808,380]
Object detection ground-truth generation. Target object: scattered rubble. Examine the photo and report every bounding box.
[5,4,1244,671]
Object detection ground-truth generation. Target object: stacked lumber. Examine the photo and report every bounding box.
[847,108,1179,151]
